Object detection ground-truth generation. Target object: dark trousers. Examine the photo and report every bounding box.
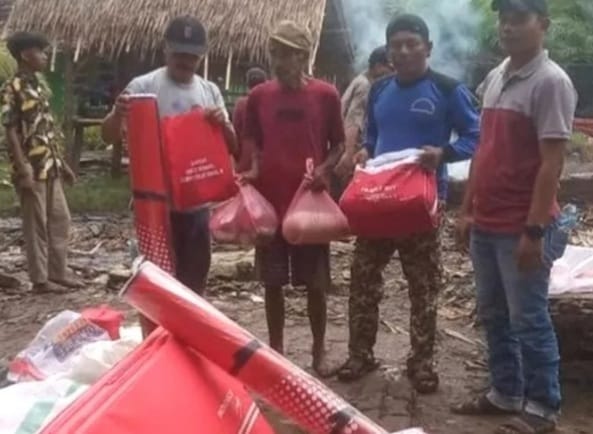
[170,209,211,295]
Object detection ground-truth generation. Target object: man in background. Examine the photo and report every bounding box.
[335,46,393,181]
[240,21,345,376]
[454,1,577,432]
[233,67,267,173]
[102,16,237,299]
[2,31,80,293]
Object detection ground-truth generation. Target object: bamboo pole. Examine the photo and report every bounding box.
[225,49,233,90]
[203,54,209,79]
[73,38,82,63]
[309,0,327,75]
[50,43,57,72]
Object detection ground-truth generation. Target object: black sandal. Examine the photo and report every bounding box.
[496,414,557,434]
[337,356,380,382]
[451,395,520,416]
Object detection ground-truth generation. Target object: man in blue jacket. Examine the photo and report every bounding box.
[337,14,479,394]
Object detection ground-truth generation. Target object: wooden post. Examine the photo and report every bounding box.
[63,51,77,170]
[73,38,82,63]
[225,50,233,90]
[50,44,57,72]
[203,54,209,80]
[309,2,326,76]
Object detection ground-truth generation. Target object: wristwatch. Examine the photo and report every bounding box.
[524,224,545,241]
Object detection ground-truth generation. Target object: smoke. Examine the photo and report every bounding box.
[342,0,484,80]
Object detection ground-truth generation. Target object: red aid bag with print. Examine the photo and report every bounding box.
[282,159,350,245]
[210,184,279,245]
[162,109,237,211]
[339,150,439,239]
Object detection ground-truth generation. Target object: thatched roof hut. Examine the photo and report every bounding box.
[4,0,353,87]
[0,0,13,26]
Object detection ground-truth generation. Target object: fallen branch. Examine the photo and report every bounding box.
[444,328,485,348]
[70,241,105,257]
[381,319,409,336]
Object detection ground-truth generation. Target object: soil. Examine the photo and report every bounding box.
[1,215,592,434]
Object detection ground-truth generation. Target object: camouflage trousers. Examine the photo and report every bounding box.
[348,229,442,375]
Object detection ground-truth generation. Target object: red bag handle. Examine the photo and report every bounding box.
[305,158,314,176]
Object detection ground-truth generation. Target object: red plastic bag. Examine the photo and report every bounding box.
[210,184,279,245]
[162,109,237,211]
[282,159,350,245]
[340,153,438,239]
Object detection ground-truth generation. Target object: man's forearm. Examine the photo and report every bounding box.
[460,159,475,217]
[222,122,239,159]
[321,142,344,172]
[526,161,563,226]
[6,127,28,172]
[101,110,123,144]
[343,126,360,156]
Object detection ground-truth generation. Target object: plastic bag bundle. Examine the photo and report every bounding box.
[210,184,278,245]
[282,159,350,245]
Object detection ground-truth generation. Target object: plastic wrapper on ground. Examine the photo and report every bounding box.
[550,245,593,295]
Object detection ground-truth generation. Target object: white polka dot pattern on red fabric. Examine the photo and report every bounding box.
[265,374,378,434]
[136,223,174,273]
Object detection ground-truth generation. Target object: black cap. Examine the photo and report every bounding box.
[6,31,49,60]
[386,14,430,43]
[368,46,389,68]
[164,16,208,56]
[492,0,549,16]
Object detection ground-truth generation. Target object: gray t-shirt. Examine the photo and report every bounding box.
[126,67,228,119]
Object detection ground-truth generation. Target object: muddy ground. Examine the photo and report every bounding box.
[1,215,592,434]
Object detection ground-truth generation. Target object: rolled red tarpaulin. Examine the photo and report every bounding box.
[121,261,388,434]
[127,95,175,274]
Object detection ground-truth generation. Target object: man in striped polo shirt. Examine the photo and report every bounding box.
[455,1,577,433]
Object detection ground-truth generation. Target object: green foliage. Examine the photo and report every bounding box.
[84,126,108,151]
[0,165,130,216]
[547,0,593,64]
[0,42,17,84]
[385,0,593,65]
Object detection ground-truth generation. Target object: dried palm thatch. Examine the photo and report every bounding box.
[5,0,329,63]
[0,0,13,26]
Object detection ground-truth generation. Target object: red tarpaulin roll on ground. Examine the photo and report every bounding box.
[127,95,175,274]
[121,261,389,434]
[41,329,274,434]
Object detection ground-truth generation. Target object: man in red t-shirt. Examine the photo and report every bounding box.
[241,21,345,376]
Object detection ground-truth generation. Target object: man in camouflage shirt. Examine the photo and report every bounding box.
[2,32,80,293]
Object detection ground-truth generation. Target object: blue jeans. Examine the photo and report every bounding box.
[470,223,567,421]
